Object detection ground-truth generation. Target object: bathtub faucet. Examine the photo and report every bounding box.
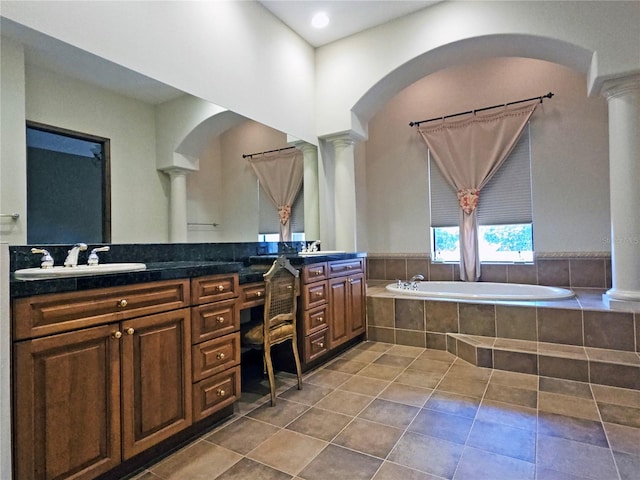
[404,274,424,290]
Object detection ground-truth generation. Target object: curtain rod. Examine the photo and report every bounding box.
[242,145,296,159]
[409,92,554,127]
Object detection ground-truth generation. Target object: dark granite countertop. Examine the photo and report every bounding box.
[10,260,244,298]
[9,252,366,298]
[248,252,367,266]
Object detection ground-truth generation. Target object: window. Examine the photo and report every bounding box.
[26,122,111,244]
[258,183,305,241]
[430,125,533,263]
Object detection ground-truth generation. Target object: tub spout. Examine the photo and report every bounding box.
[409,274,424,282]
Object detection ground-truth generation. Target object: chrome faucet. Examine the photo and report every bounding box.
[31,248,54,268]
[303,240,321,253]
[64,243,87,267]
[402,274,424,290]
[87,246,110,266]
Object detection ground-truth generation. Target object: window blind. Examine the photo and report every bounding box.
[259,182,305,234]
[429,124,532,227]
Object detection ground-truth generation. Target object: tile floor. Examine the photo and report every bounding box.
[132,342,640,480]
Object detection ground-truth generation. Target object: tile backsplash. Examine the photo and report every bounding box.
[366,253,612,289]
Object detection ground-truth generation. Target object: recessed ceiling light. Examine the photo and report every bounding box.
[311,11,330,29]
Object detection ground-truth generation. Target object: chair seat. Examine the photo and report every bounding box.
[243,321,295,345]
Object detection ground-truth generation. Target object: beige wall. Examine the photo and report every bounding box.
[362,57,609,254]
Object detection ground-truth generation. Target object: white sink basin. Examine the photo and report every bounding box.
[299,250,346,256]
[14,263,147,280]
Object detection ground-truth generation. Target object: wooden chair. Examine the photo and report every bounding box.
[242,256,302,406]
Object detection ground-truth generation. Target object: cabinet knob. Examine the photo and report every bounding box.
[126,328,135,335]
[216,352,226,360]
[113,331,122,339]
[317,317,324,323]
[256,291,263,297]
[317,342,324,348]
[314,291,322,297]
[313,270,321,276]
[216,316,225,324]
[217,389,226,397]
[118,299,128,308]
[216,285,225,292]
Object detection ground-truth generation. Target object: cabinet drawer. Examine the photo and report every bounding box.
[302,262,327,283]
[301,281,328,309]
[191,298,240,343]
[12,279,190,340]
[193,366,241,422]
[191,274,239,305]
[304,329,329,363]
[303,304,329,335]
[239,282,266,309]
[329,259,364,277]
[192,333,240,381]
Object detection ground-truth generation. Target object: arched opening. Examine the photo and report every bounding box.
[352,34,594,132]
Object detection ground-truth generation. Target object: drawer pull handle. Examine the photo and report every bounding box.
[314,270,321,276]
[314,292,322,297]
[216,316,225,324]
[317,317,324,322]
[118,299,128,308]
[317,342,324,348]
[256,291,263,297]
[113,331,122,339]
[347,265,353,269]
[216,352,226,360]
[126,328,135,335]
[216,285,225,292]
[217,389,226,397]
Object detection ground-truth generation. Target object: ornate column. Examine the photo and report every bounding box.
[602,75,640,311]
[328,134,359,252]
[164,167,191,243]
[293,141,320,240]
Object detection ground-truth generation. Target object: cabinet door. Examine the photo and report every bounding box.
[348,273,366,336]
[328,277,349,348]
[13,324,121,480]
[121,309,192,459]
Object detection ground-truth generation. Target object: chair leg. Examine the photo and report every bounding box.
[291,339,303,391]
[264,347,277,406]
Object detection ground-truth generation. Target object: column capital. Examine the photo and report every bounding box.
[324,131,366,149]
[601,74,640,101]
[159,166,193,178]
[290,140,318,156]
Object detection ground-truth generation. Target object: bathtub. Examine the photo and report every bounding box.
[385,281,574,301]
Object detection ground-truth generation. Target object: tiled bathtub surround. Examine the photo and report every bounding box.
[366,253,612,289]
[366,284,640,390]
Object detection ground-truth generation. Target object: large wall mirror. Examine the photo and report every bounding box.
[26,121,111,244]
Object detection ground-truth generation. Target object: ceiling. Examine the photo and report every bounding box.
[258,0,441,47]
[2,1,441,105]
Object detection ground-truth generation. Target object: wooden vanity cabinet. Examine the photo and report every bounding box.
[12,279,194,479]
[190,274,241,422]
[299,262,329,363]
[328,259,366,349]
[13,324,121,480]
